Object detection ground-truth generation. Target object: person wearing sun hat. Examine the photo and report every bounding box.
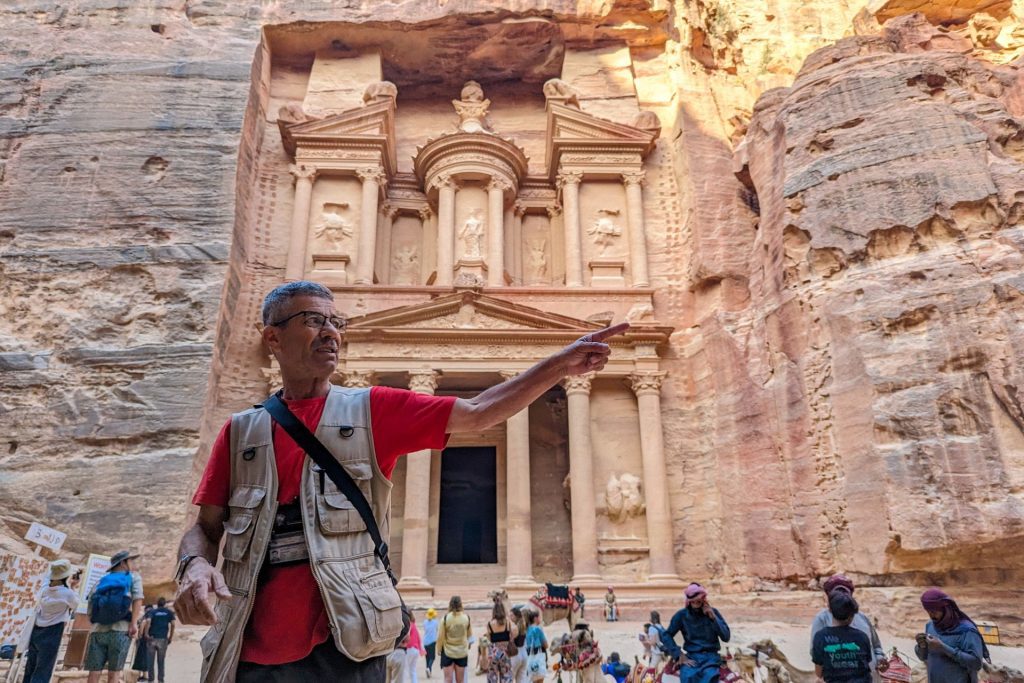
[85,550,144,683]
[422,608,440,678]
[22,559,80,683]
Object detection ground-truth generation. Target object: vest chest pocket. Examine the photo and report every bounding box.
[315,461,373,534]
[222,485,267,562]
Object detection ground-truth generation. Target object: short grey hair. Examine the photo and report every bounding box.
[261,281,334,326]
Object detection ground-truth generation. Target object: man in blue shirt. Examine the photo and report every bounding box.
[141,598,176,683]
[665,583,731,683]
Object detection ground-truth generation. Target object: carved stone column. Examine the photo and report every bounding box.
[487,179,509,287]
[558,170,584,287]
[341,370,375,388]
[285,164,317,281]
[512,202,526,285]
[623,171,650,287]
[354,167,386,285]
[628,371,679,581]
[563,372,600,581]
[419,206,434,285]
[500,370,533,585]
[398,369,439,593]
[434,174,457,287]
[379,204,397,284]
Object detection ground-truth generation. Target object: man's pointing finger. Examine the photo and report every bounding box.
[588,322,630,343]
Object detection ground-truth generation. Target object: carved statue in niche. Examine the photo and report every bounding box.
[633,110,662,137]
[543,78,580,109]
[526,238,548,279]
[453,80,492,133]
[313,203,353,247]
[362,80,398,105]
[605,473,646,523]
[391,245,419,284]
[587,209,622,255]
[459,208,486,258]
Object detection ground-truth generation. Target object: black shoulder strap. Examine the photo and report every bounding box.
[262,392,396,586]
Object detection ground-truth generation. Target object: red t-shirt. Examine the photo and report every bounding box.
[192,386,456,665]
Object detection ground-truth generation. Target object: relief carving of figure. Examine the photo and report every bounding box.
[526,238,548,279]
[459,208,486,258]
[313,203,353,247]
[587,209,622,255]
[362,80,398,105]
[391,245,419,284]
[605,473,645,523]
[453,80,492,133]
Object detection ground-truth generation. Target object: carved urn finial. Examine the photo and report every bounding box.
[453,80,492,133]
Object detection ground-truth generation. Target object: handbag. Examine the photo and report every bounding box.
[506,620,519,657]
[263,392,412,646]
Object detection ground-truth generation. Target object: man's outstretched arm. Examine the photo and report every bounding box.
[173,504,231,625]
[446,323,629,433]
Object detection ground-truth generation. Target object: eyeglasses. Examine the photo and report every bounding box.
[270,310,347,331]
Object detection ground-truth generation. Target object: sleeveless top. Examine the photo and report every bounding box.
[488,620,511,644]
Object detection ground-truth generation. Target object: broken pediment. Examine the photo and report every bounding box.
[280,96,398,174]
[545,102,658,179]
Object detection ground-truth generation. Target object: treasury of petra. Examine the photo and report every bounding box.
[2,0,1024,640]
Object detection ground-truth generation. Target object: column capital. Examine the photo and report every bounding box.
[557,169,584,188]
[342,370,376,388]
[418,206,434,221]
[622,170,646,186]
[382,203,399,220]
[514,202,528,218]
[289,163,317,181]
[562,372,595,395]
[546,204,562,218]
[487,177,513,193]
[628,371,666,396]
[407,369,439,395]
[430,173,459,191]
[356,166,387,186]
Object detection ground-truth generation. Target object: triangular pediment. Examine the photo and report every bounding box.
[547,103,656,144]
[545,103,657,179]
[345,292,604,335]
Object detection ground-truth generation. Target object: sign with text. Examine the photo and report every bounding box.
[24,522,67,552]
[76,553,111,614]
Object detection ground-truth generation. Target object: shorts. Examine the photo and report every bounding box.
[440,653,468,668]
[85,630,131,672]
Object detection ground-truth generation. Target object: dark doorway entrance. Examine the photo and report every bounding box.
[437,446,498,564]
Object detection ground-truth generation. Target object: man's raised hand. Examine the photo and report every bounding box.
[561,322,630,376]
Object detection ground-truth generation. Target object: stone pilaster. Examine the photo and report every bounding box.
[562,371,600,581]
[285,164,316,281]
[627,371,680,581]
[487,178,510,287]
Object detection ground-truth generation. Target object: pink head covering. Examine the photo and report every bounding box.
[685,583,707,600]
[822,574,855,595]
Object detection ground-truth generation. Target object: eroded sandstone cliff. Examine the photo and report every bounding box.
[1,1,1022,618]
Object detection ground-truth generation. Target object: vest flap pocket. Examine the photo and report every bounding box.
[356,570,404,643]
[223,513,254,535]
[316,495,367,534]
[322,492,356,510]
[227,485,266,509]
[361,572,402,611]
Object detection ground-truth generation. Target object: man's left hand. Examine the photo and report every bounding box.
[561,323,630,375]
[926,635,944,652]
[701,601,714,618]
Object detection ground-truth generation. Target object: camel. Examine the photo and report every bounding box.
[550,631,603,683]
[728,640,816,683]
[488,585,581,629]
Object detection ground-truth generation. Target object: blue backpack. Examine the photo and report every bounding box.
[89,572,133,625]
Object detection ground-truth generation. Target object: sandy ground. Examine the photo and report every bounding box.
[151,617,1024,682]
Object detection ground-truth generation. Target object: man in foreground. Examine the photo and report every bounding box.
[173,281,629,682]
[665,583,731,683]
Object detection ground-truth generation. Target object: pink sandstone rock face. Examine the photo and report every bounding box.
[0,1,1021,623]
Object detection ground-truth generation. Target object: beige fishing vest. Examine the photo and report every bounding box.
[200,386,404,683]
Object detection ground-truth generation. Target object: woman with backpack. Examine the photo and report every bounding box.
[485,597,518,683]
[22,560,79,683]
[438,595,472,683]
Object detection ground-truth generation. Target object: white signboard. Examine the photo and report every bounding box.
[76,553,111,614]
[24,522,67,552]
